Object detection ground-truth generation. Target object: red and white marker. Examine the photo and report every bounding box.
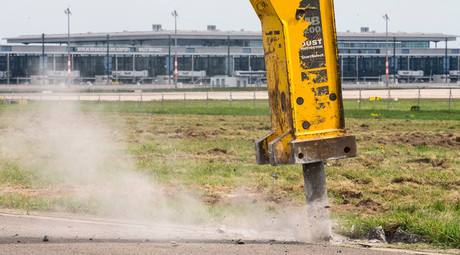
[174,57,178,78]
[68,56,71,79]
[386,57,389,78]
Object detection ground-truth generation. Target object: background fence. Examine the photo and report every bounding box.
[1,88,459,112]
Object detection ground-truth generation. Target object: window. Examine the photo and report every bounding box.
[242,48,251,54]
[1,46,12,52]
[401,49,410,54]
[186,48,196,53]
[401,41,429,49]
[248,40,263,48]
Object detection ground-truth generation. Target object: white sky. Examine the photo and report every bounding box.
[1,0,459,47]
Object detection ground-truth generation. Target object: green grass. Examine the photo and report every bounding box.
[0,100,459,249]
[0,159,36,187]
[0,193,102,214]
[336,200,460,248]
[0,193,53,211]
[1,98,459,120]
[344,99,460,120]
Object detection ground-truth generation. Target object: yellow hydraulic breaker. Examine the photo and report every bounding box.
[250,0,357,240]
[251,0,356,166]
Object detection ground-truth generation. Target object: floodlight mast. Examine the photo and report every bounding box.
[65,7,72,86]
[42,33,45,85]
[383,14,390,87]
[383,14,390,110]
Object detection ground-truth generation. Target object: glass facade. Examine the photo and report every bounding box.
[73,55,105,77]
[0,32,458,84]
[250,56,265,71]
[134,56,167,76]
[1,53,457,83]
[358,56,386,77]
[190,56,228,76]
[338,55,458,81]
[0,54,7,71]
[234,56,250,71]
[9,55,40,77]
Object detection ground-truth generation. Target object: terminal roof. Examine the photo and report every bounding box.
[5,30,457,44]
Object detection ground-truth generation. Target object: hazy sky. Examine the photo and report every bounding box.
[1,0,459,46]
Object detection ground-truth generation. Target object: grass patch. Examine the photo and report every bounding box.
[2,98,459,120]
[0,159,36,187]
[0,193,53,212]
[335,200,460,248]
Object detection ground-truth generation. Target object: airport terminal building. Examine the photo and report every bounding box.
[0,25,458,85]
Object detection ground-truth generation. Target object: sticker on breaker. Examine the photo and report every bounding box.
[296,0,327,71]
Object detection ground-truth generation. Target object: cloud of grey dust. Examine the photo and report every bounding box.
[0,101,330,242]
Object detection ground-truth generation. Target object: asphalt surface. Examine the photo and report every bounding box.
[0,243,423,255]
[0,211,446,255]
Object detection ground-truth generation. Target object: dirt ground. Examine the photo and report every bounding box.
[0,107,459,251]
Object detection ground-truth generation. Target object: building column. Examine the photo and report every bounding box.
[191,55,194,84]
[227,36,231,76]
[445,37,448,83]
[355,56,359,83]
[6,54,10,84]
[53,55,56,71]
[132,55,135,71]
[168,35,171,84]
[393,37,397,83]
[248,55,251,71]
[340,57,344,83]
[132,55,136,83]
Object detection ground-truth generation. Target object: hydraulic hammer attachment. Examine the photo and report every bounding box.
[251,0,357,166]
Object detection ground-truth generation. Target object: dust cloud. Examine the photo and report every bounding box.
[0,102,329,242]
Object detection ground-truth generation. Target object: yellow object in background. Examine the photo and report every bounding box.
[19,100,28,105]
[369,97,381,101]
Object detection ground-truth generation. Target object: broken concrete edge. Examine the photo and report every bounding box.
[363,226,429,245]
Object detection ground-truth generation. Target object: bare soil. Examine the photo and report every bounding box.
[385,132,460,148]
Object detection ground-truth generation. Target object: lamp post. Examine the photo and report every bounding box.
[383,14,390,110]
[107,34,110,85]
[64,7,72,86]
[172,10,179,89]
[383,14,389,87]
[445,37,448,83]
[42,33,45,85]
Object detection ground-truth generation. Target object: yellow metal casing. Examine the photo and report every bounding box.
[251,0,356,166]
